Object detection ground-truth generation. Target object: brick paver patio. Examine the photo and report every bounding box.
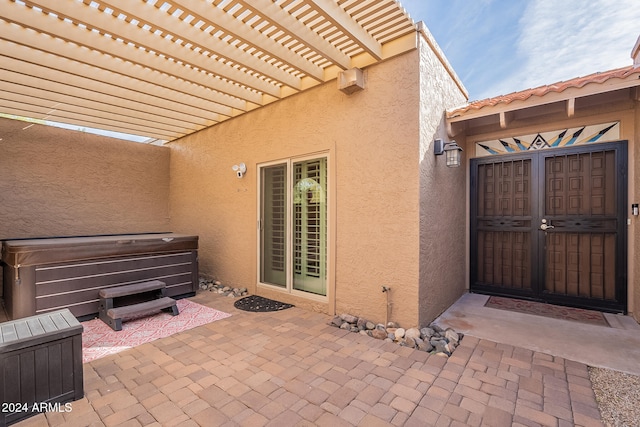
[14,292,604,427]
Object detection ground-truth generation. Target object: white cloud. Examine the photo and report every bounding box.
[481,0,640,98]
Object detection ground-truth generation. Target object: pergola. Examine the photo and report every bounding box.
[1,0,417,143]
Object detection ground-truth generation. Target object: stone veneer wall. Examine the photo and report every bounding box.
[0,118,171,240]
[417,28,469,325]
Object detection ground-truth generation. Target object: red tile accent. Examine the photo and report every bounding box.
[449,65,640,117]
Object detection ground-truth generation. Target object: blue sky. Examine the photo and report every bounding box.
[400,0,640,101]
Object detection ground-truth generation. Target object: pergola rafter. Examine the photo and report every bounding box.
[0,0,415,143]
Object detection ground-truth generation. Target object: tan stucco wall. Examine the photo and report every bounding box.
[169,50,423,326]
[0,118,171,240]
[417,30,469,325]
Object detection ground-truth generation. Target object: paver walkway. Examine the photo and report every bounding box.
[15,291,603,427]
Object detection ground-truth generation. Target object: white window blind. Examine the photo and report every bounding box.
[260,164,286,287]
[293,158,327,295]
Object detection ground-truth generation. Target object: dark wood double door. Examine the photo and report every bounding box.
[470,141,627,313]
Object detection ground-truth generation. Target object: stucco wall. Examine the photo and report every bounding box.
[417,30,469,325]
[0,118,171,240]
[169,50,422,326]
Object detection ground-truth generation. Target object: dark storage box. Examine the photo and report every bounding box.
[0,309,83,427]
[2,233,198,319]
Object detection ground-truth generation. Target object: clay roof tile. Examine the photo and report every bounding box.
[448,65,640,118]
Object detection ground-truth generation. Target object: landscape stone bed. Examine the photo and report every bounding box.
[199,278,248,298]
[329,313,463,357]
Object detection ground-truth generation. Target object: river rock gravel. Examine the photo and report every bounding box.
[589,366,640,427]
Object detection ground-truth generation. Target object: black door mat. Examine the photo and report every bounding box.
[234,295,294,312]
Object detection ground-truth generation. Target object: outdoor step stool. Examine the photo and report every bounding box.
[98,280,179,331]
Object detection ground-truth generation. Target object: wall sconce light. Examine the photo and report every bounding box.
[232,162,246,178]
[434,139,463,168]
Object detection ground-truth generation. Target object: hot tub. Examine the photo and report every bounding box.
[1,233,198,320]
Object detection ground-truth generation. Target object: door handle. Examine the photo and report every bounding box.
[540,219,555,231]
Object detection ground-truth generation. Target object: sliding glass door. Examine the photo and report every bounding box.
[260,156,327,297]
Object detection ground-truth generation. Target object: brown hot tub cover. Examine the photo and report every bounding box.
[2,233,197,267]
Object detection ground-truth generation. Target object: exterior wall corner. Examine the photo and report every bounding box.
[417,32,469,326]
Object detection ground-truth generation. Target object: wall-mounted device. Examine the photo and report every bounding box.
[232,163,246,178]
[633,203,639,216]
[338,67,364,94]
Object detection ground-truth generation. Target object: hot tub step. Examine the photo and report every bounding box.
[99,280,167,299]
[98,280,179,331]
[104,297,178,331]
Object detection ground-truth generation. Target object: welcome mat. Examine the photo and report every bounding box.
[485,296,609,327]
[234,295,294,312]
[82,299,231,363]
